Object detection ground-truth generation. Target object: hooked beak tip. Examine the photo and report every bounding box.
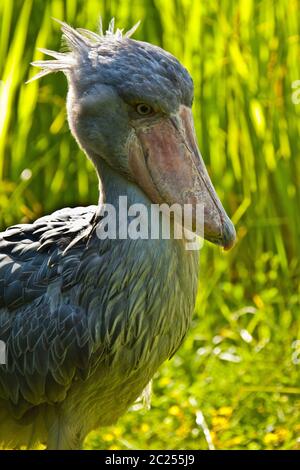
[222,217,236,251]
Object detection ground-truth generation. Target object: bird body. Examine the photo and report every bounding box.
[0,166,198,448]
[0,19,235,449]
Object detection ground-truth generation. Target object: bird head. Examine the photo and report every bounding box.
[30,19,236,250]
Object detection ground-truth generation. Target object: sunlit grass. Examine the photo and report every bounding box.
[0,0,299,450]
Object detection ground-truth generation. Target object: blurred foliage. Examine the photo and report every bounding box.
[0,0,300,450]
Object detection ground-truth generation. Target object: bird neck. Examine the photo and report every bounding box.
[92,157,200,264]
[95,158,153,208]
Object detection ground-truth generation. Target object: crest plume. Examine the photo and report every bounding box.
[26,17,141,84]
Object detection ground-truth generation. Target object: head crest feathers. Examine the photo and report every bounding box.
[26,17,141,84]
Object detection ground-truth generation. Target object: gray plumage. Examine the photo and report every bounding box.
[0,203,198,448]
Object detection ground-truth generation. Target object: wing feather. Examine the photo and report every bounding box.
[0,206,98,416]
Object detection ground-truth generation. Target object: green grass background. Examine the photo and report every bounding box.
[0,0,299,449]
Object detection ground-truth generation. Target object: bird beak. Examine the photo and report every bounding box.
[129,105,236,250]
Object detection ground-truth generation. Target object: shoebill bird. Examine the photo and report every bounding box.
[0,19,236,449]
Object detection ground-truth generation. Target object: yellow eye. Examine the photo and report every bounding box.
[136,103,153,116]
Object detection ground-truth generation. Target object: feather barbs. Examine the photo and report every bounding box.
[26,17,141,84]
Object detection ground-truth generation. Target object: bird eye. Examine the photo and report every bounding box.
[136,103,153,116]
